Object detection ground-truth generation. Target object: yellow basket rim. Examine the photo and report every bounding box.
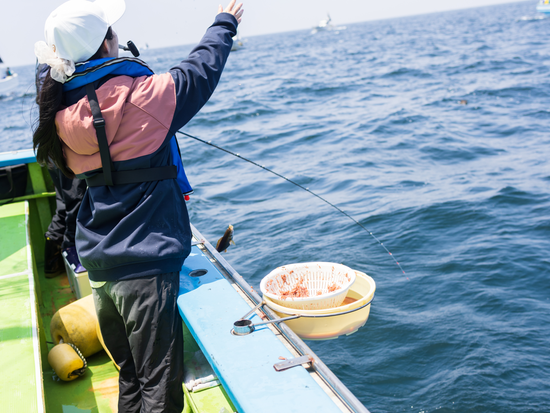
[263,271,375,315]
[260,262,357,304]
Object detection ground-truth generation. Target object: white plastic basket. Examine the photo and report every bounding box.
[260,262,356,310]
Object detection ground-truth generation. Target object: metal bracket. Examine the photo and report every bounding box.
[231,294,375,336]
[273,355,314,371]
[191,239,206,246]
[231,301,301,336]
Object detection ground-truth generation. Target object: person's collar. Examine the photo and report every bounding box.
[63,57,154,92]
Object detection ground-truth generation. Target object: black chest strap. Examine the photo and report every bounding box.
[85,83,177,187]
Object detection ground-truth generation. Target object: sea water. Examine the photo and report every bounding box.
[1,2,549,412]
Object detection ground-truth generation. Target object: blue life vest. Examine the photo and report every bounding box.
[64,57,193,195]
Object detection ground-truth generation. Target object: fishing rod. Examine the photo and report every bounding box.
[177,130,407,278]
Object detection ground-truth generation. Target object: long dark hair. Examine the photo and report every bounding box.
[32,27,114,178]
[33,70,73,177]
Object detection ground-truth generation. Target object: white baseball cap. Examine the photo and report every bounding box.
[44,0,126,63]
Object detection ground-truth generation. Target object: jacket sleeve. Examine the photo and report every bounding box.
[168,13,237,135]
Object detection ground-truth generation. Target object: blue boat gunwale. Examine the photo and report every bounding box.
[0,149,37,168]
[179,245,340,413]
[182,224,370,413]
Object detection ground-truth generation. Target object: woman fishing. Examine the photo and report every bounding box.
[33,0,243,411]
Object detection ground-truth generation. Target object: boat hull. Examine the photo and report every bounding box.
[0,73,19,95]
[0,149,371,412]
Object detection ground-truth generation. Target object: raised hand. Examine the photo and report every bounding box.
[218,0,244,24]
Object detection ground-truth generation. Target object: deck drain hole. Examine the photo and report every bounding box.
[189,269,208,277]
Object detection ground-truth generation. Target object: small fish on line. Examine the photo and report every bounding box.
[216,224,236,253]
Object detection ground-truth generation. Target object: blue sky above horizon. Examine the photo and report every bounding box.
[1,0,531,67]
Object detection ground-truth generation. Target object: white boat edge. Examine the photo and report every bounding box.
[0,73,19,95]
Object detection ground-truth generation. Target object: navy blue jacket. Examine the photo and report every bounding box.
[56,14,237,281]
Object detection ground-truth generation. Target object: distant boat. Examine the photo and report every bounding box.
[0,55,18,95]
[537,0,550,14]
[231,35,244,52]
[311,14,346,34]
[311,13,334,34]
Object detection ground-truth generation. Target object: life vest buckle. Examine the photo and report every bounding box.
[93,118,105,129]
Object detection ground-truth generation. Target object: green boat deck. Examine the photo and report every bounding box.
[0,201,43,412]
[0,196,122,412]
[0,158,236,413]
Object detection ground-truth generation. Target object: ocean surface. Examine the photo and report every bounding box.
[1,1,549,412]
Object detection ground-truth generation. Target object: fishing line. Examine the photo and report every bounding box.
[177,130,407,278]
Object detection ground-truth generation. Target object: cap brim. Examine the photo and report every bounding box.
[95,0,126,26]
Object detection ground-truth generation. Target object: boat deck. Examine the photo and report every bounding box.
[0,198,121,412]
[40,264,120,412]
[0,201,43,411]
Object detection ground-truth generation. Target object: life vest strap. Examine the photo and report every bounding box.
[85,165,177,187]
[85,83,177,187]
[86,83,114,186]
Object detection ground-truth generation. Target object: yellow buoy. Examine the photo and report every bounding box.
[48,343,86,381]
[50,294,102,357]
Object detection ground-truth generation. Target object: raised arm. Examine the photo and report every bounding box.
[168,1,244,134]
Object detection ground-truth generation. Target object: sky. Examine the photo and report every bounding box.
[0,0,530,67]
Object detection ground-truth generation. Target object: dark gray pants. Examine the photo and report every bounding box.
[45,166,86,249]
[92,272,184,413]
